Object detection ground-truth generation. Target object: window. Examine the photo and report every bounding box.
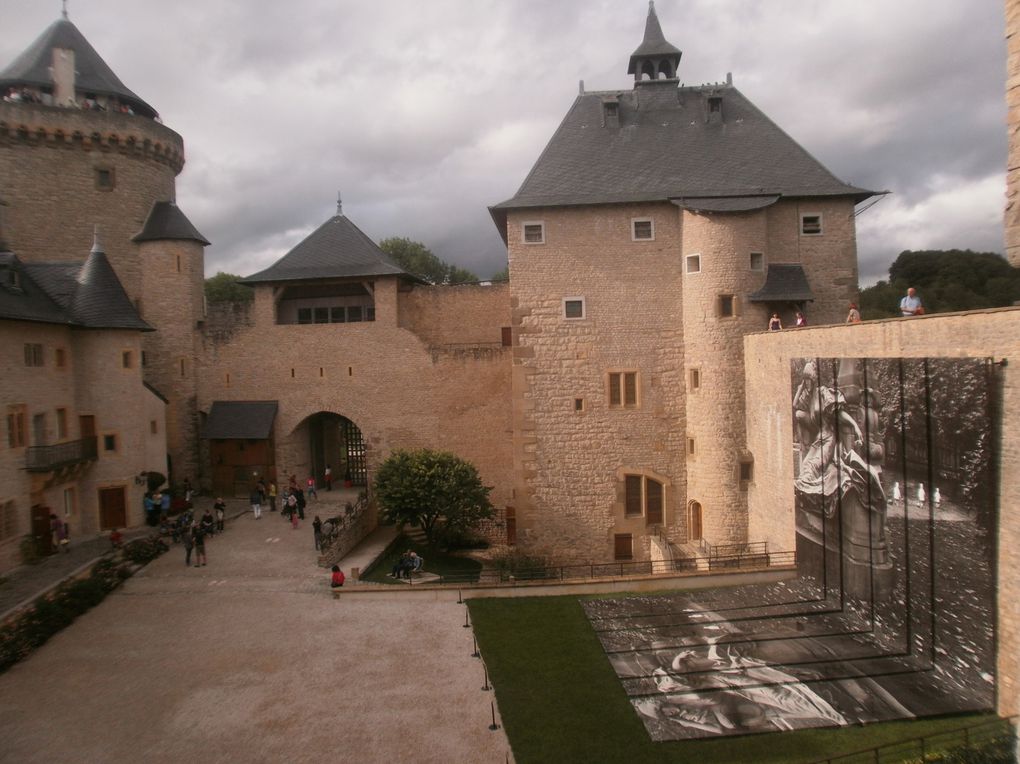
[632,219,654,241]
[0,501,16,542]
[501,327,512,347]
[717,294,736,318]
[522,222,545,244]
[141,351,147,367]
[297,308,313,324]
[121,351,133,369]
[24,343,43,367]
[314,307,329,324]
[800,214,822,235]
[175,255,181,273]
[63,487,76,518]
[573,398,584,412]
[94,167,115,190]
[563,297,585,320]
[687,437,696,456]
[6,405,26,448]
[150,420,158,435]
[55,347,66,368]
[739,458,754,485]
[708,96,722,114]
[608,371,638,408]
[348,306,363,323]
[56,408,68,440]
[366,307,376,322]
[750,252,764,271]
[103,434,117,452]
[179,359,186,377]
[623,474,665,525]
[689,368,701,390]
[685,254,701,274]
[614,534,634,561]
[330,307,346,323]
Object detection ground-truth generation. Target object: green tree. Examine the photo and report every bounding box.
[373,449,494,547]
[379,237,478,285]
[204,272,253,303]
[860,250,1020,319]
[491,264,509,282]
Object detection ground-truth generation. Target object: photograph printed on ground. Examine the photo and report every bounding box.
[583,357,997,741]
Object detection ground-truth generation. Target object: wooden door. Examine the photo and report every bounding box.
[688,501,703,541]
[30,504,54,555]
[646,480,663,525]
[98,487,126,529]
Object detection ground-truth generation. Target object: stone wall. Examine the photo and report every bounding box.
[743,307,1020,718]
[1007,0,1020,266]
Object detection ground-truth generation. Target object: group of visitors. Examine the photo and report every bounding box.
[48,512,70,553]
[389,550,423,579]
[767,311,808,331]
[768,287,925,329]
[3,86,141,116]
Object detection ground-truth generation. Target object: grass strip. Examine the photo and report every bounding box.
[468,595,995,764]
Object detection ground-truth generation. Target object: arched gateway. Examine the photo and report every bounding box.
[292,412,368,489]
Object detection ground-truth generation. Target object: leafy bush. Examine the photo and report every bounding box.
[122,536,168,565]
[492,549,549,578]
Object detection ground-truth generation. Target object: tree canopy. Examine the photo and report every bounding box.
[378,237,478,285]
[373,449,494,547]
[859,249,1020,319]
[204,272,254,303]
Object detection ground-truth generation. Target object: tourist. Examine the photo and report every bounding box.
[193,524,207,567]
[256,478,267,505]
[296,488,307,520]
[268,481,277,512]
[917,482,926,506]
[313,516,323,551]
[795,311,807,327]
[768,313,782,331]
[143,492,157,526]
[250,487,262,519]
[183,526,194,567]
[324,465,333,491]
[214,497,226,531]
[109,528,123,549]
[900,287,923,317]
[306,475,317,501]
[291,504,300,530]
[200,509,215,537]
[55,518,69,553]
[285,490,298,519]
[160,491,171,519]
[49,512,61,549]
[183,478,194,505]
[390,550,412,578]
[330,565,345,588]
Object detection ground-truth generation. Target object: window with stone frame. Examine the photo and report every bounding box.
[6,405,26,448]
[717,294,737,318]
[522,222,545,244]
[56,408,68,440]
[608,371,638,408]
[632,219,654,241]
[24,343,43,367]
[623,474,664,525]
[94,166,115,191]
[689,367,701,390]
[750,252,764,271]
[563,297,585,320]
[686,254,701,274]
[55,347,66,368]
[800,213,823,235]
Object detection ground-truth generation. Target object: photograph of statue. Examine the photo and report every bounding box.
[584,357,998,742]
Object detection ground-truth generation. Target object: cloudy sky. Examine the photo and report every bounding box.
[2,0,1008,284]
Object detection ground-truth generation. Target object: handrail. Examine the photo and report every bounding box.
[808,714,1017,763]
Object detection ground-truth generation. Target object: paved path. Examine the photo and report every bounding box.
[0,499,511,763]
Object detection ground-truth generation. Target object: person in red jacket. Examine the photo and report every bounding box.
[330,565,345,588]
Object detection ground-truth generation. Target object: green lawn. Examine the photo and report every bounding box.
[468,595,997,764]
[359,533,482,584]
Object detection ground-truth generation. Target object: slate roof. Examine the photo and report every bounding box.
[133,201,210,245]
[0,242,151,331]
[748,264,815,303]
[674,195,780,213]
[241,214,412,284]
[0,17,157,118]
[202,401,278,440]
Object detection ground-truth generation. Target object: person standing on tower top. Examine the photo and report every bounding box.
[900,287,923,317]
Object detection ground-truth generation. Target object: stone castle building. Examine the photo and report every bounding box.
[0,4,876,571]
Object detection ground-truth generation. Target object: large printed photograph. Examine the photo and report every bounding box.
[583,358,997,741]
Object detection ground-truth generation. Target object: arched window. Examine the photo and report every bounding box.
[641,61,655,80]
[657,60,673,79]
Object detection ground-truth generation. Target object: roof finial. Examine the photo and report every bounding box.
[91,224,102,253]
[62,0,69,19]
[337,191,343,216]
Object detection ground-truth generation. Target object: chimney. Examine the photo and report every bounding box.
[52,47,76,106]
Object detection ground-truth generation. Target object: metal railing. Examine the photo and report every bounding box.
[319,492,369,553]
[404,549,795,587]
[25,436,98,472]
[810,715,1017,763]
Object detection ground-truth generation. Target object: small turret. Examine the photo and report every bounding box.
[628,1,682,83]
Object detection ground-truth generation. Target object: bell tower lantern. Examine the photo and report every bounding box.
[627,1,682,83]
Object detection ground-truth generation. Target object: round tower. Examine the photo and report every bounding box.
[681,207,768,547]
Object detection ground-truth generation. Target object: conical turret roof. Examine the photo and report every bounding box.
[68,234,152,330]
[133,201,210,245]
[0,16,157,118]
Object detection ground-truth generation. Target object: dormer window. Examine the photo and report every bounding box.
[708,97,722,113]
[602,99,620,128]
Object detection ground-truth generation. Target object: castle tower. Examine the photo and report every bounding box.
[134,202,209,484]
[1,13,207,485]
